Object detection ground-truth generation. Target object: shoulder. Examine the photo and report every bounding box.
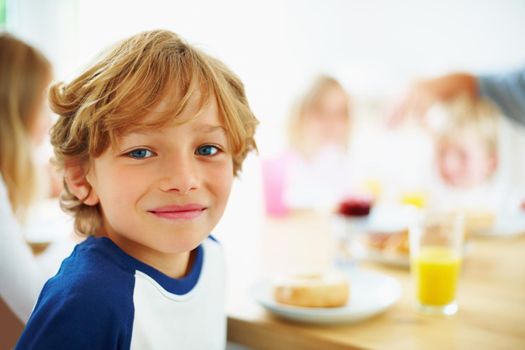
[51,238,136,303]
[16,279,134,349]
[15,240,136,349]
[46,238,136,310]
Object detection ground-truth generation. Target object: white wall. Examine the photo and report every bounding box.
[8,0,525,155]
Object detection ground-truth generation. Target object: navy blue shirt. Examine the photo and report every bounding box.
[15,236,226,350]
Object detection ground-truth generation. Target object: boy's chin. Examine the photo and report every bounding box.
[156,235,207,254]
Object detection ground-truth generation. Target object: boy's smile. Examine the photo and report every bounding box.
[83,96,234,276]
[148,203,207,220]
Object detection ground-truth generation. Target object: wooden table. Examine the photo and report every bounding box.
[225,210,525,350]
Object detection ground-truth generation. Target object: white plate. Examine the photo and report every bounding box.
[252,269,401,324]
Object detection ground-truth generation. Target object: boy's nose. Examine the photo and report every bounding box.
[159,154,199,194]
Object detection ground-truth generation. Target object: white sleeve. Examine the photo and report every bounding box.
[0,175,46,323]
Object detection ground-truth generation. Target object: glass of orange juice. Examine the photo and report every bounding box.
[409,210,464,315]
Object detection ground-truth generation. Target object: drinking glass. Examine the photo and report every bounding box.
[409,210,464,315]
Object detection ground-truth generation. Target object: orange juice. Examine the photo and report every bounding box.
[401,191,427,208]
[412,246,461,305]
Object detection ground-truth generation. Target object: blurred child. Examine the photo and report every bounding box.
[16,30,258,349]
[432,95,499,190]
[0,33,52,324]
[0,33,53,220]
[428,95,506,229]
[288,75,351,158]
[286,75,353,209]
[261,75,352,215]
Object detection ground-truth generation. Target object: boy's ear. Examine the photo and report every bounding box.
[63,161,99,206]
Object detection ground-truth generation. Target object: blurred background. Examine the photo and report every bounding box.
[3,0,525,244]
[2,1,525,348]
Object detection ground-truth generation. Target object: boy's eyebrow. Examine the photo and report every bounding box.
[194,124,227,134]
[121,124,227,137]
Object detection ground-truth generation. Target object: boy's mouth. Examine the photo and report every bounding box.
[148,204,207,220]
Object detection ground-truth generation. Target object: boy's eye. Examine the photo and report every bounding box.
[196,145,220,156]
[127,149,154,159]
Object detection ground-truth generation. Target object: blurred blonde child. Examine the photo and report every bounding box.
[261,75,353,215]
[433,95,499,189]
[428,95,508,231]
[0,33,53,325]
[16,30,258,349]
[288,75,351,159]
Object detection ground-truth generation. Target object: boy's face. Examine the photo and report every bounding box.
[437,132,496,188]
[85,97,234,257]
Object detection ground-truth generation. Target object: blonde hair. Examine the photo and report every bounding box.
[0,33,51,219]
[288,75,351,156]
[435,94,499,154]
[50,29,258,236]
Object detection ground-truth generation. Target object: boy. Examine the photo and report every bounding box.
[16,30,258,349]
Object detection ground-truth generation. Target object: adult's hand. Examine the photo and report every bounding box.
[387,73,477,128]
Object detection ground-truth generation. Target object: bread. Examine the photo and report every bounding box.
[273,272,350,308]
[364,229,409,255]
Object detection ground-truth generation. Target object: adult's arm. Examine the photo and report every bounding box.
[0,175,46,322]
[387,73,477,127]
[478,68,525,126]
